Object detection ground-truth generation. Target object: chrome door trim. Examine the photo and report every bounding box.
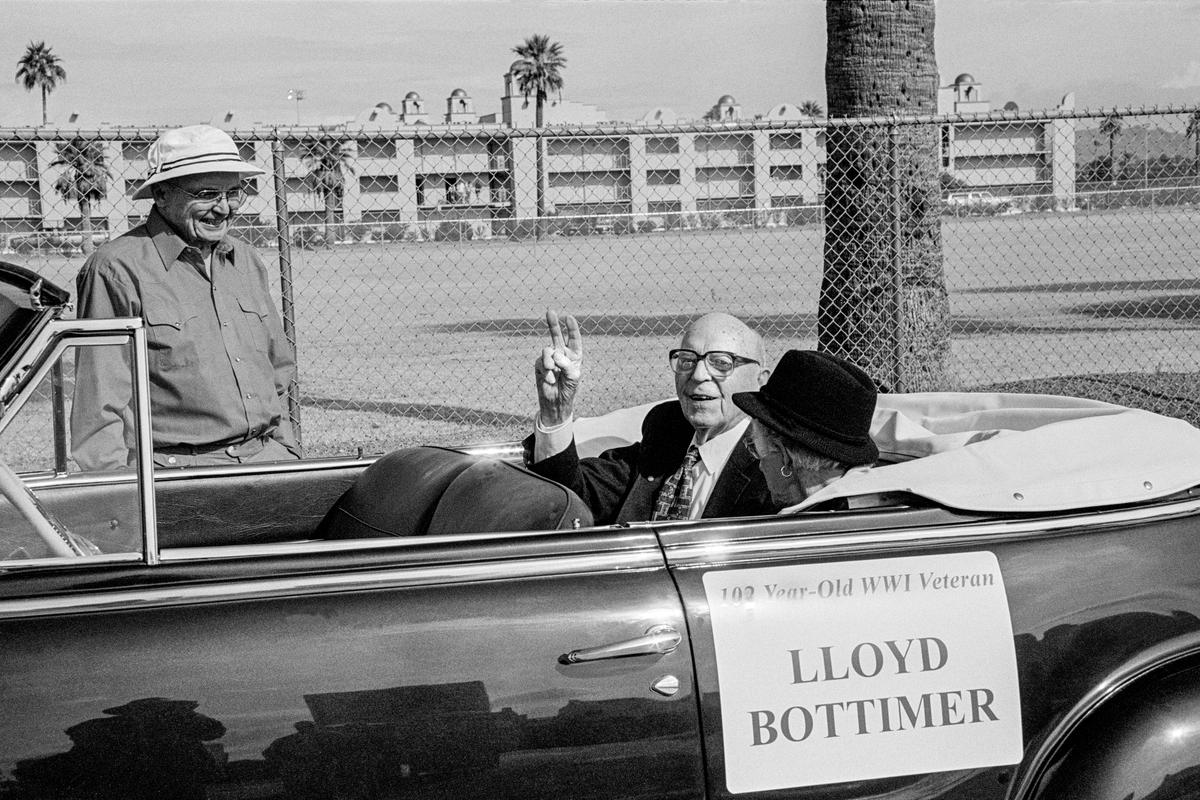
[661,497,1200,568]
[161,526,654,560]
[129,324,158,564]
[0,549,664,620]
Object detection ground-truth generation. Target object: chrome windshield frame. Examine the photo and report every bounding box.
[0,316,158,566]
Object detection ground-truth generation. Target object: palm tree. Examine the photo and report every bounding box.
[820,0,951,392]
[1185,110,1200,178]
[510,34,566,237]
[301,133,355,246]
[1099,112,1123,185]
[799,100,825,117]
[15,41,67,126]
[52,138,108,255]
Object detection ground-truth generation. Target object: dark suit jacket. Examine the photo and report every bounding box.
[524,401,777,524]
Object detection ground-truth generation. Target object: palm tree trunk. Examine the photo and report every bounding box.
[323,191,335,248]
[79,197,94,256]
[1108,134,1117,186]
[41,85,48,126]
[820,0,951,392]
[535,90,547,240]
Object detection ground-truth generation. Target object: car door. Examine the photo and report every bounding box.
[660,504,1200,799]
[1,532,703,800]
[0,322,705,800]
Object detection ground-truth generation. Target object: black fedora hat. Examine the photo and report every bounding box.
[733,350,879,465]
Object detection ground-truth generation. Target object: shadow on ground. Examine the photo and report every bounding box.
[424,314,818,337]
[1063,294,1200,321]
[963,279,1200,295]
[303,397,529,427]
[428,311,1198,337]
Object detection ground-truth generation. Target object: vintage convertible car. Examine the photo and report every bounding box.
[5,259,1200,799]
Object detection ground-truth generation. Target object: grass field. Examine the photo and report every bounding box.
[15,205,1200,458]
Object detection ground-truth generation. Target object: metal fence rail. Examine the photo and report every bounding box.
[2,106,1198,460]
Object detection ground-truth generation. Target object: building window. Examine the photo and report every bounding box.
[646,136,679,155]
[360,175,400,194]
[769,132,804,150]
[357,139,397,159]
[769,165,803,181]
[122,143,149,162]
[646,169,680,186]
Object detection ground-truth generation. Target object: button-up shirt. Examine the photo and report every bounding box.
[71,208,298,470]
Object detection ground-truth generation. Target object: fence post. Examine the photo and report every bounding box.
[271,135,302,442]
[888,121,904,393]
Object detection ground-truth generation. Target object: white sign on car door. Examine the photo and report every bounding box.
[704,551,1022,792]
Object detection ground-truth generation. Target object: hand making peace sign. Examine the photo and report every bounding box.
[535,310,583,427]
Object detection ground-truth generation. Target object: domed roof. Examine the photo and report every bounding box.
[953,73,976,86]
[717,94,737,105]
[450,88,468,98]
[404,91,421,101]
[374,101,394,112]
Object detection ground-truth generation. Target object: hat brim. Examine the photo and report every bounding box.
[734,391,879,466]
[132,161,267,200]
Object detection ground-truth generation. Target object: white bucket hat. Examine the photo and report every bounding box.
[133,124,265,200]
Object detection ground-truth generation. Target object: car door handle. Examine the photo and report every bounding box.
[558,625,682,664]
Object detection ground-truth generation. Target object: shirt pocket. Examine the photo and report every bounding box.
[237,295,271,355]
[143,305,200,371]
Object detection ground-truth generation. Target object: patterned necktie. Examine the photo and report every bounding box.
[653,444,701,521]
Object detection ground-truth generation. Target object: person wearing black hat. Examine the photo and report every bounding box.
[732,349,880,509]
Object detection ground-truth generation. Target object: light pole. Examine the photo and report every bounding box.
[287,89,305,124]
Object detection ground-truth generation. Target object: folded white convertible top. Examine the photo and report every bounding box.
[575,393,1200,514]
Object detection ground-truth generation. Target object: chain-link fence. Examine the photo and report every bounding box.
[2,106,1198,458]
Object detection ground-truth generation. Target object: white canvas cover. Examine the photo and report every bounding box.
[574,393,1200,515]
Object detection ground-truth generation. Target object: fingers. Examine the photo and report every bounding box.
[545,309,564,350]
[563,313,582,358]
[545,310,583,356]
[539,345,558,379]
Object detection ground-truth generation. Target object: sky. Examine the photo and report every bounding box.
[1,0,1199,128]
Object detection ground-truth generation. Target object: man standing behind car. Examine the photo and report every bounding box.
[72,125,300,470]
[525,310,777,523]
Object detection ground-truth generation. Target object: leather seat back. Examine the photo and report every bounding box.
[318,447,592,539]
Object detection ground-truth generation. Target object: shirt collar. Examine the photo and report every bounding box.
[691,417,751,474]
[146,207,233,271]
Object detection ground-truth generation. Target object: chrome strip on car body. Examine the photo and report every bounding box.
[161,525,651,560]
[658,497,1200,568]
[0,548,664,620]
[22,454,374,490]
[1008,630,1200,800]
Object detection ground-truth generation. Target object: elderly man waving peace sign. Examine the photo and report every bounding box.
[525,309,778,524]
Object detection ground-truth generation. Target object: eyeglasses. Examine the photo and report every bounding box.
[744,436,784,463]
[669,349,759,378]
[172,185,246,206]
[744,434,772,460]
